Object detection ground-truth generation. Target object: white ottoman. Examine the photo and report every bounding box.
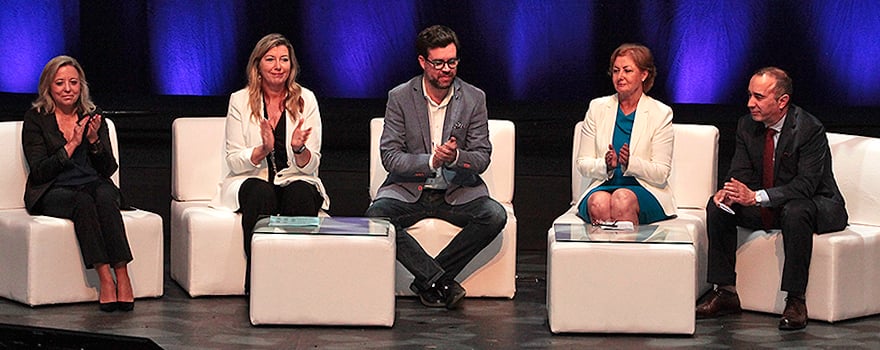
[547,222,696,334]
[735,225,880,322]
[249,217,396,326]
[170,202,247,297]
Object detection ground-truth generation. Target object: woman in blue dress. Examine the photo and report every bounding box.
[576,44,676,225]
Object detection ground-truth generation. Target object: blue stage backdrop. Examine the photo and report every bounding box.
[0,0,878,106]
[0,0,79,93]
[148,0,243,95]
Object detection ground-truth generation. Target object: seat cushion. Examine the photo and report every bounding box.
[0,209,163,306]
[736,225,880,322]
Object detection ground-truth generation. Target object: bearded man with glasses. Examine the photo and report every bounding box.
[366,25,506,310]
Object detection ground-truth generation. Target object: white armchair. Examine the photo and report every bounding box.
[547,122,719,334]
[0,119,164,306]
[369,118,517,298]
[734,132,880,322]
[170,117,247,297]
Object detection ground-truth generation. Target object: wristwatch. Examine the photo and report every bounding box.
[293,144,307,154]
[89,139,102,154]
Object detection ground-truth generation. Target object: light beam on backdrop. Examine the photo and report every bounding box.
[0,0,77,93]
[808,1,880,106]
[473,1,592,101]
[667,1,761,104]
[301,1,417,98]
[148,0,242,95]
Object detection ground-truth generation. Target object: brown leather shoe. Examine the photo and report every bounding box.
[778,296,808,330]
[696,289,742,319]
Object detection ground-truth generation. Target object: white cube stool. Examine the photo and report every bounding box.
[547,223,697,334]
[249,217,396,326]
[736,225,880,322]
[170,202,247,297]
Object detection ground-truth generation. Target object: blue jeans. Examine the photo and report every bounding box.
[366,190,506,293]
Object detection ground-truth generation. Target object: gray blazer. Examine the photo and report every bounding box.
[376,76,491,205]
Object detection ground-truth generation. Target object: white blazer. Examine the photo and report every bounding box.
[575,93,676,215]
[211,87,329,211]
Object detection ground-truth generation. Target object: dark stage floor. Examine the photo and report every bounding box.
[2,251,880,349]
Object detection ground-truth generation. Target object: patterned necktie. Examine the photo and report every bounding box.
[761,128,777,229]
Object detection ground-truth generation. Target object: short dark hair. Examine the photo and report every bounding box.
[753,66,793,99]
[416,25,459,58]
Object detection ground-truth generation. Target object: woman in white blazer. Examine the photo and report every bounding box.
[213,34,329,291]
[575,43,675,226]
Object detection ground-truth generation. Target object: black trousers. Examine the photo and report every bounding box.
[705,196,819,295]
[35,180,131,269]
[238,178,322,290]
[365,190,507,293]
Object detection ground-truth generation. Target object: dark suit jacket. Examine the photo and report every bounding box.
[21,108,118,213]
[376,76,491,205]
[727,105,847,233]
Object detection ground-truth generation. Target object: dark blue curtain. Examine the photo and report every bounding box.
[1,0,879,106]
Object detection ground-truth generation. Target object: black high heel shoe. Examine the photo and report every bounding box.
[99,302,117,312]
[117,301,134,312]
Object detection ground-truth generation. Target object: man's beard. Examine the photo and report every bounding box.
[428,73,454,90]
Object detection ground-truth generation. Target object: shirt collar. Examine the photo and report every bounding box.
[422,77,454,108]
[768,114,786,133]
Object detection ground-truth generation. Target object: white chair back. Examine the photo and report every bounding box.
[369,118,515,204]
[0,119,119,210]
[569,121,718,210]
[827,132,880,226]
[171,117,226,201]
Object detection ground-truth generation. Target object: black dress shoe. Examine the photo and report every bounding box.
[117,301,135,312]
[696,289,741,319]
[417,286,446,308]
[779,296,808,330]
[440,280,466,310]
[99,302,117,313]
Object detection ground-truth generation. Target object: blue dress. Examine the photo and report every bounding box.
[577,106,671,224]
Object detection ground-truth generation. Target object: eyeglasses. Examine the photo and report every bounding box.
[424,57,459,70]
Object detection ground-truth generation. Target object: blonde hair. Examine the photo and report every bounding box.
[245,33,303,123]
[32,55,96,114]
[608,43,657,93]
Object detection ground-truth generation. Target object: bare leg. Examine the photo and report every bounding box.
[610,189,639,224]
[587,191,612,223]
[114,263,134,303]
[96,263,117,304]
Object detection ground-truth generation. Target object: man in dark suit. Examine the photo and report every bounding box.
[365,25,507,309]
[695,67,848,329]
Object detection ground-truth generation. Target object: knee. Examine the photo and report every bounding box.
[365,199,391,218]
[70,191,96,210]
[780,199,817,227]
[284,181,314,195]
[586,192,611,217]
[482,199,508,233]
[610,189,638,212]
[240,180,276,208]
[249,180,275,196]
[94,183,121,208]
[706,196,730,221]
